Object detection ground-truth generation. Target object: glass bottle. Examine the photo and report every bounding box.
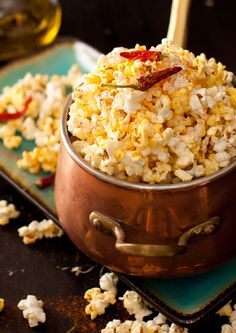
[0,0,61,61]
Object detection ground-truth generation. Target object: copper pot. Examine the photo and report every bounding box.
[55,97,236,278]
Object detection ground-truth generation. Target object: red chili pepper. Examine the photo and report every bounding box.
[101,67,182,91]
[35,173,55,189]
[0,96,32,122]
[120,50,164,62]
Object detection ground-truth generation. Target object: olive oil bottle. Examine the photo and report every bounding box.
[0,0,61,61]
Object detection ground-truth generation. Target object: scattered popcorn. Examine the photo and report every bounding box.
[84,272,118,320]
[101,314,188,333]
[0,65,82,175]
[0,200,20,225]
[0,298,5,312]
[18,219,63,244]
[69,39,236,184]
[84,287,116,320]
[119,290,152,321]
[99,272,118,295]
[17,295,46,328]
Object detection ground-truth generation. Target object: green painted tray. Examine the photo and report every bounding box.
[0,39,235,328]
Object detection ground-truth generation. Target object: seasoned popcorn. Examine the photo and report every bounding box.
[0,298,5,312]
[119,290,152,321]
[17,295,46,328]
[0,200,20,225]
[84,287,116,320]
[18,219,63,244]
[69,39,236,184]
[84,272,118,320]
[0,65,82,174]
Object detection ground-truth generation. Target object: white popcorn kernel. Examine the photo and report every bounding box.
[221,324,235,333]
[189,94,203,115]
[0,200,20,225]
[22,117,37,140]
[174,169,193,182]
[112,90,145,115]
[18,219,63,244]
[17,295,46,328]
[169,323,189,333]
[215,151,230,167]
[120,290,152,322]
[99,272,118,295]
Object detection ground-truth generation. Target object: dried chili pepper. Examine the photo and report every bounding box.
[101,66,182,91]
[120,50,164,62]
[35,173,55,189]
[0,96,32,122]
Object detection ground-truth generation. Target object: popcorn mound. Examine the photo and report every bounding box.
[68,39,236,184]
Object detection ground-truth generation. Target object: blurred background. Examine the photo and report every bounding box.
[1,0,235,71]
[59,0,235,72]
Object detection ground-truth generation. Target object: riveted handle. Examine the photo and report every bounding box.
[89,211,221,257]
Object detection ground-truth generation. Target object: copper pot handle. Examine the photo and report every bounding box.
[89,212,221,257]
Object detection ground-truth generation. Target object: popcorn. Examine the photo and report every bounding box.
[69,40,236,184]
[17,295,46,327]
[0,65,82,175]
[221,324,235,333]
[0,298,5,312]
[0,200,20,225]
[120,290,152,322]
[3,135,22,149]
[18,219,63,244]
[84,288,116,320]
[84,272,118,320]
[99,272,118,295]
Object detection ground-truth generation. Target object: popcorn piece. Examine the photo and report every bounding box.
[84,287,116,320]
[218,302,233,317]
[18,219,63,244]
[120,290,152,321]
[17,295,46,328]
[3,135,22,149]
[169,323,189,333]
[0,298,5,312]
[174,169,193,182]
[221,324,235,333]
[99,272,118,295]
[0,200,20,225]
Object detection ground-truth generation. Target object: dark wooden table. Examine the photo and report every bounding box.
[0,0,235,332]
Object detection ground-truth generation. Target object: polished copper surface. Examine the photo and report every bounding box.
[55,99,236,278]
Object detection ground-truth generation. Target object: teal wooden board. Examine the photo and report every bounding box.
[0,39,235,327]
[144,256,236,314]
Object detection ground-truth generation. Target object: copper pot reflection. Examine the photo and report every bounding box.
[55,97,236,278]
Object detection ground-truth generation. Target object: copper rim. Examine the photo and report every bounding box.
[61,95,236,192]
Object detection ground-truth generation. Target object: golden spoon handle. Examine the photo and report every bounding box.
[167,0,191,48]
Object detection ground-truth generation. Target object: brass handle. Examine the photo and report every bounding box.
[167,0,191,48]
[89,211,221,258]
